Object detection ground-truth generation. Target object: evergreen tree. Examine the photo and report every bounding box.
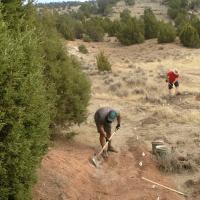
[117,17,144,45]
[0,10,50,199]
[157,22,176,43]
[144,8,158,39]
[179,23,200,48]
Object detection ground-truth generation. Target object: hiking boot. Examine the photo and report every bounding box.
[102,150,108,159]
[108,145,118,153]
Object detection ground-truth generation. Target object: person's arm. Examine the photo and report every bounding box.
[174,75,179,83]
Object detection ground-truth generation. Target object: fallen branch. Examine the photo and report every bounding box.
[142,177,187,197]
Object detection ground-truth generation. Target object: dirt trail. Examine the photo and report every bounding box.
[33,38,200,200]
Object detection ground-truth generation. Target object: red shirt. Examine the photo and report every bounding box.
[167,71,179,83]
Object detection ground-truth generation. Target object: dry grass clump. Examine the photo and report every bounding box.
[184,178,200,199]
[132,87,145,95]
[152,106,177,120]
[180,110,200,124]
[109,81,122,92]
[151,106,200,124]
[104,76,114,84]
[124,77,140,86]
[128,64,136,68]
[145,92,164,104]
[192,153,200,166]
[156,153,195,173]
[134,67,146,75]
[116,90,129,97]
[146,82,159,91]
[88,69,98,76]
[121,67,148,87]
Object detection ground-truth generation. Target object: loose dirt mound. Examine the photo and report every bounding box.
[33,136,184,200]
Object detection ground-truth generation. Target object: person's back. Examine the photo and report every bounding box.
[94,107,121,157]
[167,70,179,83]
[94,107,113,126]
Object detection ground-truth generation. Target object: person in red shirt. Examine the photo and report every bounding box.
[166,69,180,96]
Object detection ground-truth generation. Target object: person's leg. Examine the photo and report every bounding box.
[99,133,106,147]
[105,124,118,153]
[99,133,108,158]
[174,81,180,95]
[168,82,173,96]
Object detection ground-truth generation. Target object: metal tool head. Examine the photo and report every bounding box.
[91,154,103,168]
[91,156,99,167]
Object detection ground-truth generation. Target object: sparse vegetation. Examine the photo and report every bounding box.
[79,44,88,54]
[96,51,112,71]
[156,153,195,173]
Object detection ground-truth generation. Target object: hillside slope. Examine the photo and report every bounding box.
[33,37,200,200]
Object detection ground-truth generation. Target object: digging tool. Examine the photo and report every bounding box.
[91,130,117,167]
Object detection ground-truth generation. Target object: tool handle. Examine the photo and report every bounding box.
[97,130,117,157]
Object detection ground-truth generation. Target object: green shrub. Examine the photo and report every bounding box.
[158,22,176,43]
[174,10,189,27]
[120,9,131,21]
[167,0,188,19]
[179,23,200,48]
[79,2,98,17]
[97,0,119,16]
[144,8,158,39]
[107,19,121,37]
[190,14,200,36]
[79,44,88,54]
[117,18,144,45]
[39,11,91,124]
[56,14,75,40]
[84,19,105,42]
[83,34,92,42]
[125,0,135,6]
[101,17,112,33]
[0,4,91,200]
[96,51,112,71]
[0,13,51,200]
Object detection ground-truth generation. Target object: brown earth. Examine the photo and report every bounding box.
[33,37,200,200]
[33,135,184,200]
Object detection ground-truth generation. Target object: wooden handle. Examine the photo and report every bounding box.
[97,131,117,157]
[142,177,187,197]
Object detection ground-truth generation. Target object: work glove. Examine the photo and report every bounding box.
[116,123,120,130]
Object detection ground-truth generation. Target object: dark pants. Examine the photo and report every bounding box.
[168,81,179,90]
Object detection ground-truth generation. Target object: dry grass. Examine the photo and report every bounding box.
[132,87,145,95]
[109,81,122,92]
[144,92,164,104]
[180,110,200,124]
[116,90,129,97]
[156,153,195,173]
